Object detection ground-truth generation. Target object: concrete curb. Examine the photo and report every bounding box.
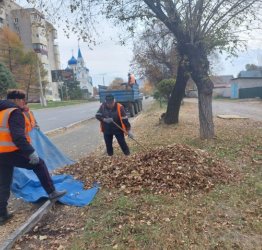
[0,201,53,250]
[45,117,95,137]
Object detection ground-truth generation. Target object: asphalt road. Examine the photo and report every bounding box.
[34,97,261,134]
[185,98,262,121]
[33,101,100,132]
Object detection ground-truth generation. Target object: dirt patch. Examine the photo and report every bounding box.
[0,198,39,245]
[14,205,87,250]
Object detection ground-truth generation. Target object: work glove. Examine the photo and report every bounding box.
[29,151,40,165]
[128,130,134,139]
[34,125,40,131]
[103,117,113,124]
[35,124,41,130]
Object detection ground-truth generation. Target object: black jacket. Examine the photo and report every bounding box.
[0,100,34,156]
[96,102,131,134]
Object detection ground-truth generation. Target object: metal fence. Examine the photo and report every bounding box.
[239,87,262,99]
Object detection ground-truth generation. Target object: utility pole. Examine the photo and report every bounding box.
[99,73,106,86]
[36,58,47,107]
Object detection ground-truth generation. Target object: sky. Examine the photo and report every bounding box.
[213,49,262,78]
[17,0,262,85]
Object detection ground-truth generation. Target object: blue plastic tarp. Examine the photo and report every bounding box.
[11,128,99,206]
[12,175,99,206]
[30,129,75,171]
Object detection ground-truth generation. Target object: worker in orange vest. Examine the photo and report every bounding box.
[128,73,136,87]
[96,94,134,156]
[0,89,66,225]
[23,104,40,131]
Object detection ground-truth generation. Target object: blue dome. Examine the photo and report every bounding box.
[68,56,77,65]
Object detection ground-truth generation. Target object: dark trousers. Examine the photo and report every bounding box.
[0,151,55,214]
[104,132,130,156]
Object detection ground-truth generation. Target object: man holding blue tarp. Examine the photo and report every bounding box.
[0,89,66,225]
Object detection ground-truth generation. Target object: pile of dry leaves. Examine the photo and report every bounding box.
[56,144,237,196]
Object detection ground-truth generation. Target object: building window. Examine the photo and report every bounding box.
[14,18,18,23]
[32,43,48,56]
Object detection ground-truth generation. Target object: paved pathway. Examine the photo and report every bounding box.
[185,98,262,121]
[50,118,104,160]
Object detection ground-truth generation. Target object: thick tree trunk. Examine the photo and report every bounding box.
[164,57,189,124]
[198,90,214,139]
[186,44,215,139]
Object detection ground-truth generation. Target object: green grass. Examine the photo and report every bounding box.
[28,100,90,110]
[70,171,262,249]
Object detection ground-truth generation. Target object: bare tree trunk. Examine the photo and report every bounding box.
[198,89,214,139]
[164,57,189,124]
[186,44,215,139]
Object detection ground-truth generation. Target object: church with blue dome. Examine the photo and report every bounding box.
[67,48,93,96]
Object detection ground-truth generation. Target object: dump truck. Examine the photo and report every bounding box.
[98,84,143,117]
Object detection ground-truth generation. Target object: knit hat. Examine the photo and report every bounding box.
[7,89,26,100]
[105,94,114,103]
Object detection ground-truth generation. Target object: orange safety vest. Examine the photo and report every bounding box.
[0,108,31,153]
[129,74,136,85]
[24,111,36,132]
[100,103,127,133]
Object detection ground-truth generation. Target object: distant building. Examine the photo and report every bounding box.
[0,0,61,101]
[210,75,233,98]
[231,70,262,99]
[67,47,93,96]
[185,75,233,98]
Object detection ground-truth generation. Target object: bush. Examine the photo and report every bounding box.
[0,63,17,98]
[156,78,176,101]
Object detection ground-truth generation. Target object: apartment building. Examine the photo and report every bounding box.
[0,0,61,101]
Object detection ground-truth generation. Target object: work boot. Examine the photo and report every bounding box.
[48,190,67,200]
[0,212,13,226]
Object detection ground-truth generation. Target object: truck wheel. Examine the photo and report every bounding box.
[129,103,135,117]
[134,102,139,114]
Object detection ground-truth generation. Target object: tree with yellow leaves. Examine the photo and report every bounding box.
[0,26,47,101]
